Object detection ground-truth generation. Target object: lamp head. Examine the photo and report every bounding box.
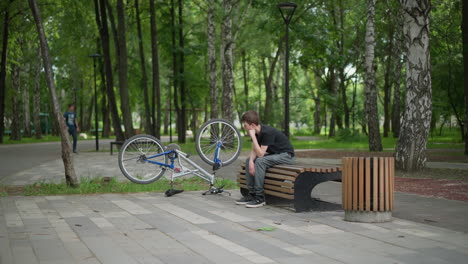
[278,2,297,25]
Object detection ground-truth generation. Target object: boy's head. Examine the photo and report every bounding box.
[68,103,75,111]
[241,110,260,130]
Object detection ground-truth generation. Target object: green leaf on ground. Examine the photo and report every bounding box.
[257,226,276,231]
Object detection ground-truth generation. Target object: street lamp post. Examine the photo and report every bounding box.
[278,2,297,138]
[89,53,101,151]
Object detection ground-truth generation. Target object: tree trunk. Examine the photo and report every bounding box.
[170,0,180,140]
[263,47,281,125]
[364,0,382,151]
[149,0,161,138]
[33,48,42,139]
[178,0,186,143]
[395,0,432,171]
[241,50,248,112]
[10,63,21,141]
[135,0,151,134]
[29,0,78,186]
[164,97,169,134]
[116,0,134,138]
[208,3,218,119]
[392,8,404,138]
[221,0,234,121]
[97,38,110,138]
[328,67,337,138]
[97,0,124,141]
[383,25,395,138]
[463,0,468,155]
[0,1,10,143]
[306,69,322,134]
[22,71,31,137]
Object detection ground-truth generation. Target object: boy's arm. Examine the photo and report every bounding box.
[75,119,80,132]
[248,130,268,158]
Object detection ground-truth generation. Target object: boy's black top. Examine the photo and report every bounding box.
[256,124,294,157]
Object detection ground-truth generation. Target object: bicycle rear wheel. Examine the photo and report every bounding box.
[118,135,168,184]
[195,119,242,167]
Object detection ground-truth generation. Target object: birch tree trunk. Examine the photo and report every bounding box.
[383,25,394,138]
[116,0,134,138]
[463,0,468,155]
[135,0,151,134]
[0,1,10,143]
[208,3,218,119]
[10,63,21,141]
[33,48,42,139]
[150,0,161,138]
[395,0,432,171]
[29,0,78,186]
[364,0,382,151]
[97,0,125,142]
[221,0,234,121]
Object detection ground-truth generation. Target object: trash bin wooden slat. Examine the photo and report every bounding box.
[342,157,394,222]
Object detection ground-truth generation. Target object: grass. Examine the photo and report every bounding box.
[19,177,237,196]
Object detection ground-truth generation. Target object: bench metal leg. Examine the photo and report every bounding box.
[293,171,342,212]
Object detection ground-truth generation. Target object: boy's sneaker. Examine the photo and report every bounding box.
[235,195,253,205]
[245,197,266,208]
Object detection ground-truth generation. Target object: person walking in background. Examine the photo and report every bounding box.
[64,104,80,153]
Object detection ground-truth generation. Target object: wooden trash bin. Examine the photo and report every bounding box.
[342,157,394,222]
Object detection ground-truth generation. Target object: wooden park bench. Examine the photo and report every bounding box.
[237,163,342,212]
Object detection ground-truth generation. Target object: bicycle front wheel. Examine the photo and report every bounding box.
[118,135,168,184]
[195,119,242,167]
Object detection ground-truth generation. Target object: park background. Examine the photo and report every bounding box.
[0,0,467,184]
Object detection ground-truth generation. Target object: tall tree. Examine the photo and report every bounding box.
[116,0,134,138]
[135,0,151,134]
[28,0,78,186]
[0,0,11,143]
[383,20,395,138]
[96,0,125,141]
[32,46,42,139]
[364,0,382,151]
[221,0,234,121]
[170,0,180,141]
[10,62,21,141]
[463,0,468,155]
[207,2,218,119]
[395,0,432,171]
[149,0,161,138]
[178,0,186,143]
[263,46,281,125]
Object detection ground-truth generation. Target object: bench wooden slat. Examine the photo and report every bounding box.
[264,184,294,194]
[385,158,390,211]
[238,183,294,199]
[237,175,294,187]
[379,157,384,212]
[373,157,378,211]
[240,167,298,177]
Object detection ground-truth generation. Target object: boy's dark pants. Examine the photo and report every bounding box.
[245,153,293,198]
[68,127,77,152]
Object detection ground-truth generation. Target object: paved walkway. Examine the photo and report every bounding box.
[1,191,468,264]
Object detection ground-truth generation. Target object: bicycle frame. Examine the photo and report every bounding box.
[144,148,219,185]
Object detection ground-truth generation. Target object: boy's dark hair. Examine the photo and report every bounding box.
[241,110,260,125]
[68,103,75,108]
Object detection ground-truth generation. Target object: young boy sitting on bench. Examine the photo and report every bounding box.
[236,110,295,208]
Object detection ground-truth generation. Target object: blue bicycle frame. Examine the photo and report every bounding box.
[142,144,223,185]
